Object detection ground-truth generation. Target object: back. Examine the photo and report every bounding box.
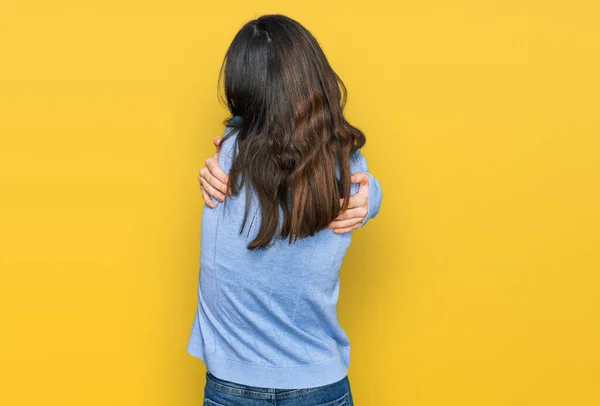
[187,127,371,389]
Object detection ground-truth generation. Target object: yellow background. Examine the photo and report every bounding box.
[1,1,599,405]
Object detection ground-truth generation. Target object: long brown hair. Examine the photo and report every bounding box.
[218,14,366,250]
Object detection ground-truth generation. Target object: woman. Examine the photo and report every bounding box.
[188,14,383,405]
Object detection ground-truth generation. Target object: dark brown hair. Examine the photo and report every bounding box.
[218,14,366,250]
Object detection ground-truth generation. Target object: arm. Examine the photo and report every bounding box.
[206,129,237,207]
[327,149,383,233]
[353,149,383,227]
[353,173,383,228]
[198,132,237,208]
[198,140,382,232]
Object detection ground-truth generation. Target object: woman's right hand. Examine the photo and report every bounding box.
[198,136,231,208]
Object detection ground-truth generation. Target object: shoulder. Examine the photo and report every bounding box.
[218,119,241,173]
[222,115,242,147]
[349,149,368,173]
[221,127,239,152]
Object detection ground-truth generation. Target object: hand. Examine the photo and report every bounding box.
[327,172,369,234]
[198,136,231,208]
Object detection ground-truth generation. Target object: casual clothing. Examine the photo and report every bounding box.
[187,122,383,389]
[203,370,354,406]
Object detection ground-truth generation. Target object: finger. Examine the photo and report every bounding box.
[327,217,363,230]
[199,182,215,208]
[200,166,230,196]
[340,193,367,210]
[213,136,223,151]
[204,157,231,194]
[332,224,360,234]
[351,172,369,187]
[331,207,367,222]
[200,177,225,202]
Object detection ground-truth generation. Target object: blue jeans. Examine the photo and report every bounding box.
[203,371,355,405]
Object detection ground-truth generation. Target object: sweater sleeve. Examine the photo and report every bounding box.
[349,150,383,228]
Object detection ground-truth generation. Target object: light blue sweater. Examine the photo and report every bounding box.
[187,123,383,389]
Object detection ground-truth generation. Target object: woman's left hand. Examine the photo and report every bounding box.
[198,136,231,208]
[326,172,370,234]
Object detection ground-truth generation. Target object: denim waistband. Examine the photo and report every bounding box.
[205,371,348,400]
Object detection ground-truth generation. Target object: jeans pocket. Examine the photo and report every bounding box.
[204,398,227,406]
[314,392,350,406]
